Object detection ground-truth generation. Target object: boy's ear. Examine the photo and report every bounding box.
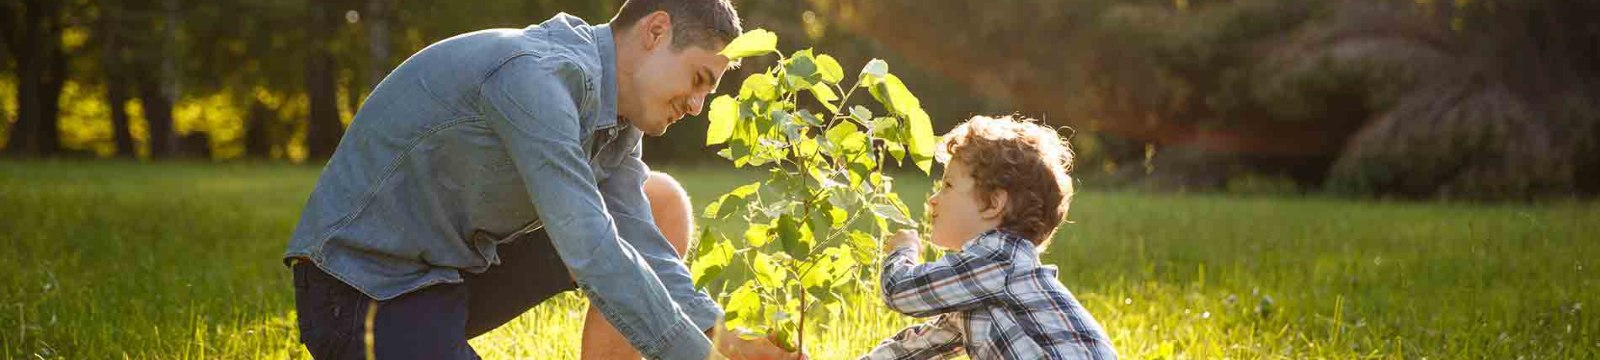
[980,190,1008,220]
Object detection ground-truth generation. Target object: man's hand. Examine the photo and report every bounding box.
[711,326,804,360]
[884,229,922,254]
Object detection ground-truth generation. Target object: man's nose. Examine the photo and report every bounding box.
[686,93,706,116]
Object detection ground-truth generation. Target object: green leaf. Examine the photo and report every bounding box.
[885,141,907,163]
[796,137,820,158]
[874,74,922,116]
[829,206,849,229]
[690,234,733,286]
[872,203,914,226]
[815,54,844,84]
[796,109,825,127]
[739,73,779,101]
[826,185,860,210]
[752,252,786,287]
[703,182,760,219]
[729,182,762,198]
[777,112,806,143]
[870,116,899,137]
[809,83,838,113]
[859,58,889,86]
[724,283,762,330]
[777,214,810,259]
[906,108,937,173]
[701,194,740,219]
[784,74,812,91]
[772,320,798,352]
[800,255,833,289]
[847,153,874,187]
[874,214,891,238]
[706,95,738,145]
[849,106,873,124]
[785,50,819,80]
[848,230,878,264]
[744,223,773,247]
[719,29,778,60]
[784,50,819,88]
[827,247,858,283]
[886,192,915,226]
[824,122,861,152]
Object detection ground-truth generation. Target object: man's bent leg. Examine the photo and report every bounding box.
[581,171,695,359]
[293,262,479,359]
[463,229,580,338]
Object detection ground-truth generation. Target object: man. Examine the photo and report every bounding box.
[283,1,796,358]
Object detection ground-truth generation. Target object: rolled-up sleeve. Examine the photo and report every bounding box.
[599,140,726,332]
[481,54,711,360]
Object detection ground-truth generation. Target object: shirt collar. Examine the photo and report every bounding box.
[593,24,622,131]
[962,228,1025,254]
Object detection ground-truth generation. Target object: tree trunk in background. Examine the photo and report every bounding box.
[306,0,344,160]
[136,0,183,159]
[2,0,64,156]
[366,0,392,91]
[138,75,176,158]
[38,39,65,155]
[244,99,273,158]
[102,3,135,158]
[106,74,135,158]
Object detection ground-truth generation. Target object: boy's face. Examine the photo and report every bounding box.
[618,12,730,136]
[928,159,1005,250]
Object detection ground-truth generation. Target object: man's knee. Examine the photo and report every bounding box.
[643,171,693,258]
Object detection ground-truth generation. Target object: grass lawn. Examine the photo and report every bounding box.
[1,160,1595,359]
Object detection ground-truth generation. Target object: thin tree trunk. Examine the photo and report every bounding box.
[3,0,63,156]
[245,98,273,159]
[366,0,391,91]
[134,0,182,159]
[107,74,134,157]
[37,30,65,155]
[102,4,135,158]
[138,75,176,158]
[306,0,343,160]
[8,51,42,155]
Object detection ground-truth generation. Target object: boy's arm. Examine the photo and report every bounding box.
[879,244,1011,317]
[859,314,966,360]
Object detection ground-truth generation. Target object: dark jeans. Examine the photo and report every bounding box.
[292,230,576,359]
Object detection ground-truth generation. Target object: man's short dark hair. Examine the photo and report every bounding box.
[612,0,742,51]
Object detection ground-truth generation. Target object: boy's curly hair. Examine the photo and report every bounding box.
[935,115,1075,248]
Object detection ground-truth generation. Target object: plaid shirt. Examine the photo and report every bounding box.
[860,229,1117,360]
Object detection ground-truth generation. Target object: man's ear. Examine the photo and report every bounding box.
[639,11,674,51]
[981,190,1008,220]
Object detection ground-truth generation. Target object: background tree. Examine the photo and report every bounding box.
[2,0,68,156]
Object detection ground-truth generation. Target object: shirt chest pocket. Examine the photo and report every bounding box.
[584,126,634,182]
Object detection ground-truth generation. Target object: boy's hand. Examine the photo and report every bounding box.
[885,229,922,253]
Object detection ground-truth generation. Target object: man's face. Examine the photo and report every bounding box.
[624,35,730,136]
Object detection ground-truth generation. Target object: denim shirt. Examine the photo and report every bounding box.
[282,13,721,360]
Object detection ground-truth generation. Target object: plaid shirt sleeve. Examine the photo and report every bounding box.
[859,313,966,360]
[879,245,1011,317]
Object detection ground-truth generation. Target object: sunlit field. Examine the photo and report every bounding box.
[1,160,1594,359]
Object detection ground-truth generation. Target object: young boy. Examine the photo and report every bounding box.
[861,116,1117,360]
